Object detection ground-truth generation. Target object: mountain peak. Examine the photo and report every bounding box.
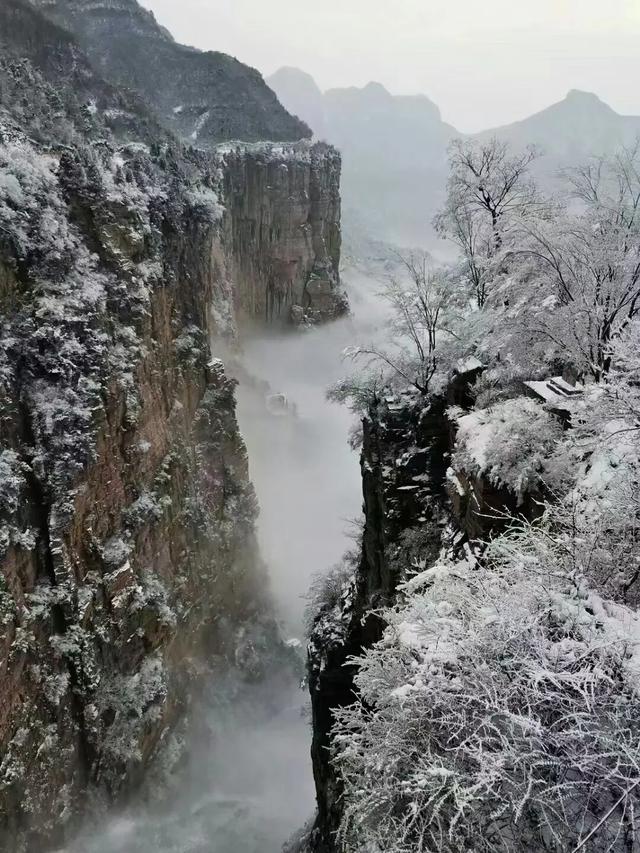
[266,66,325,136]
[269,66,320,88]
[564,89,603,105]
[362,81,391,96]
[31,0,311,143]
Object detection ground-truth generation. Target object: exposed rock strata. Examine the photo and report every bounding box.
[0,132,256,851]
[221,142,345,324]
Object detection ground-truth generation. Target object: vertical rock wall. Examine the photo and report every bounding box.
[0,9,346,849]
[0,194,262,852]
[305,394,449,852]
[304,384,554,852]
[220,142,346,325]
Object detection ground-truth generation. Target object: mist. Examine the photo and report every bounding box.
[9,0,640,847]
[141,0,640,132]
[235,271,388,636]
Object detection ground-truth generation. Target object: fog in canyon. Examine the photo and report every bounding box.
[55,267,390,853]
[53,61,640,853]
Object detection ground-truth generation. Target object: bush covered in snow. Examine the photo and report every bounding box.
[326,135,640,853]
[451,397,562,501]
[304,551,358,637]
[332,544,640,853]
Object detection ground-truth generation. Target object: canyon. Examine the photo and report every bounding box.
[4,2,639,853]
[0,2,348,848]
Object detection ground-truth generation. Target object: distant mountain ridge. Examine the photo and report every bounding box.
[478,88,640,160]
[267,68,456,249]
[267,67,640,249]
[268,66,326,139]
[30,0,311,144]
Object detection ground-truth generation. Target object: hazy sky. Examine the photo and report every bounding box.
[141,0,640,132]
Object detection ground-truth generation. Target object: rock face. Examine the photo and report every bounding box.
[221,142,345,324]
[305,383,546,851]
[0,3,343,849]
[0,85,257,852]
[32,0,311,145]
[305,393,449,851]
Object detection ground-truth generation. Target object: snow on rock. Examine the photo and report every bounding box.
[0,50,295,848]
[452,396,562,499]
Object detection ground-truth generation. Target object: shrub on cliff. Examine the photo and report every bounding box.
[451,396,562,502]
[332,532,640,853]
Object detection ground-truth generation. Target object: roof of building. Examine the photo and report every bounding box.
[524,376,584,408]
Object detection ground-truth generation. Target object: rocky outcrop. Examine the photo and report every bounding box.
[32,0,312,145]
[305,381,547,850]
[305,393,449,851]
[221,142,345,324]
[2,2,345,328]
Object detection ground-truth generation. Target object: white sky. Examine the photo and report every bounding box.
[141,0,640,132]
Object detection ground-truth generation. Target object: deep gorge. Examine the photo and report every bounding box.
[0,43,349,843]
[0,3,356,847]
[54,270,386,853]
[4,2,640,852]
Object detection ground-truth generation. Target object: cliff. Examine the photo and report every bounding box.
[221,142,344,324]
[0,5,343,847]
[303,393,449,851]
[304,378,547,851]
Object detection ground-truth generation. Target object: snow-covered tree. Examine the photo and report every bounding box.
[340,253,464,395]
[599,318,640,428]
[326,122,640,853]
[330,325,640,849]
[514,144,640,380]
[435,138,542,307]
